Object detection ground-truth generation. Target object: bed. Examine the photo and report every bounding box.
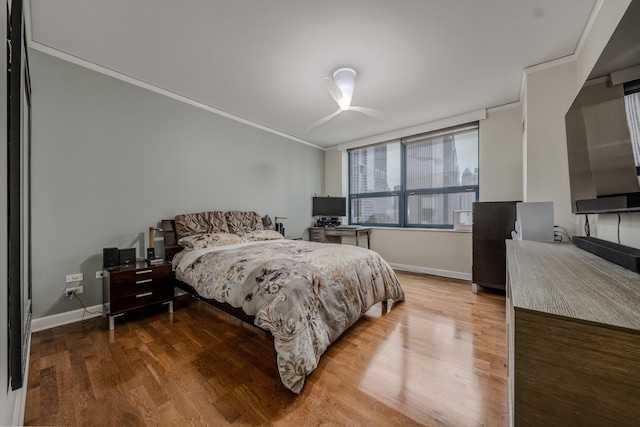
[163,210,405,393]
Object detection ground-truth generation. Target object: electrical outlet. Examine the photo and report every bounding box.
[66,273,84,283]
[65,285,84,296]
[96,270,105,279]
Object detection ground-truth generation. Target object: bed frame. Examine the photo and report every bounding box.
[155,216,391,327]
[158,218,257,325]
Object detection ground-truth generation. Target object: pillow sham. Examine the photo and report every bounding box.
[241,230,285,242]
[178,232,243,250]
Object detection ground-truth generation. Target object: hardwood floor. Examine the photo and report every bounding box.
[24,272,508,426]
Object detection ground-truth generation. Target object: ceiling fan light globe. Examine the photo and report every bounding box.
[333,68,356,110]
[333,67,356,83]
[338,95,352,110]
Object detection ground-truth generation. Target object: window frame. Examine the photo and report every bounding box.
[623,80,640,178]
[348,123,479,229]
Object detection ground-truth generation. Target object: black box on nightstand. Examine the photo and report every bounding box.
[118,248,136,265]
[103,247,119,267]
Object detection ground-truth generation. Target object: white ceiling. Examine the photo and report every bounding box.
[28,0,598,149]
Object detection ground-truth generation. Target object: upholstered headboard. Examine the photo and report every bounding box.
[174,210,263,239]
[174,211,229,238]
[224,211,264,235]
[162,210,266,261]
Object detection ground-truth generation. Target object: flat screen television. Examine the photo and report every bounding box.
[565,1,640,214]
[312,196,346,217]
[565,79,640,213]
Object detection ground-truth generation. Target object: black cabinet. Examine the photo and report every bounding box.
[472,201,518,292]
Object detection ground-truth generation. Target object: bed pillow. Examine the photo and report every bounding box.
[178,232,243,250]
[241,230,284,242]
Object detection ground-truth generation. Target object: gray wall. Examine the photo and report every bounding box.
[30,50,324,319]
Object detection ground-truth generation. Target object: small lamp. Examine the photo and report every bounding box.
[274,217,287,236]
[148,226,164,250]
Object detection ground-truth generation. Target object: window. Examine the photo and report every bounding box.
[624,80,640,183]
[349,123,479,228]
[349,142,401,224]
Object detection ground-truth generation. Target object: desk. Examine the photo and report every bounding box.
[308,227,372,249]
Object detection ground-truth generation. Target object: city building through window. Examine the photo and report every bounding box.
[624,80,640,184]
[348,122,479,228]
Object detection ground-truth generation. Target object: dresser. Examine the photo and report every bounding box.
[471,201,518,292]
[103,261,174,330]
[506,240,640,426]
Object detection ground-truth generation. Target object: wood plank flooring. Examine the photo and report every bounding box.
[24,272,508,426]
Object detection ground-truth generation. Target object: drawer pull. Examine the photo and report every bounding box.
[136,292,153,298]
[136,279,153,285]
[136,270,152,275]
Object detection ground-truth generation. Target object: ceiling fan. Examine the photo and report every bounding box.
[306,68,393,133]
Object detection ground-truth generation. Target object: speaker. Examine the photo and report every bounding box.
[118,248,136,265]
[103,247,119,267]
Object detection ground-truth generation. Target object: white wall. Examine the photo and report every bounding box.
[324,147,347,197]
[324,106,523,279]
[522,60,578,235]
[324,1,635,277]
[30,50,324,319]
[584,212,640,247]
[371,228,472,279]
[522,0,632,242]
[479,105,523,202]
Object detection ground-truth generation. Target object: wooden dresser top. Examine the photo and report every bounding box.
[506,240,640,332]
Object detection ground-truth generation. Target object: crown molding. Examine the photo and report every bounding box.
[518,0,607,108]
[574,0,606,59]
[27,39,325,151]
[487,101,522,114]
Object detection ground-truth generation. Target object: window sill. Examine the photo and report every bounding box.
[368,226,472,233]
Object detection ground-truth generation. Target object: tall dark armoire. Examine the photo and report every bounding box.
[471,201,519,293]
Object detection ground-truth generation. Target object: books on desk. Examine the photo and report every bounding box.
[334,225,360,229]
[146,257,164,265]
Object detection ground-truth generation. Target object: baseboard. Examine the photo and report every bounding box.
[390,263,472,281]
[12,330,31,427]
[31,304,103,333]
[31,288,186,332]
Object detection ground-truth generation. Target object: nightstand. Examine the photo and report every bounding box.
[103,261,174,330]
